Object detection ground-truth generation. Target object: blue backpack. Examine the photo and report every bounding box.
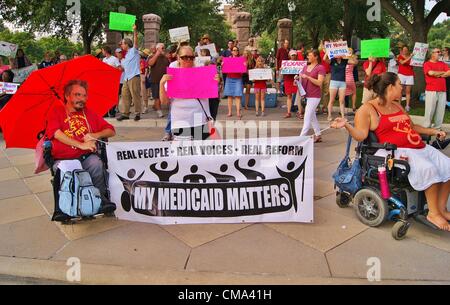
[332,135,363,195]
[59,170,102,217]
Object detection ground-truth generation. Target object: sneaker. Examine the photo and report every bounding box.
[117,115,130,122]
[405,105,411,112]
[134,114,141,122]
[256,112,260,117]
[99,202,117,215]
[261,112,266,117]
[157,110,164,118]
[161,133,173,142]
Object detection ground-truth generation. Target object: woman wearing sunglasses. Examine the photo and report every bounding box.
[223,47,245,119]
[160,46,217,141]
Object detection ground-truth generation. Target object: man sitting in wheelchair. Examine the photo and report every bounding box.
[45,79,117,221]
[331,72,450,231]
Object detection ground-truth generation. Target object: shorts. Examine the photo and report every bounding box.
[151,83,160,99]
[398,74,414,86]
[330,80,347,90]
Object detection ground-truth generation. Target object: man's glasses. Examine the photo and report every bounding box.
[180,55,195,61]
[433,51,441,54]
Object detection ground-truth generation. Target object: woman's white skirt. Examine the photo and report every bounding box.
[375,145,450,191]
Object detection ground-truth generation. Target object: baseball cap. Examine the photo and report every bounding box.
[289,50,297,56]
[115,48,122,53]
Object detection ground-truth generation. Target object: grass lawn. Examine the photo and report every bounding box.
[352,87,450,124]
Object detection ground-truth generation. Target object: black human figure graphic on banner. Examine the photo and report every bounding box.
[276,158,308,212]
[183,165,207,183]
[149,161,179,182]
[234,159,266,181]
[207,164,237,183]
[117,169,145,212]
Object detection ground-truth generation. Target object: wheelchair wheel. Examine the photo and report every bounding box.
[392,221,410,241]
[336,192,352,208]
[354,188,389,227]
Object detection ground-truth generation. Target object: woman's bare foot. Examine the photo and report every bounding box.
[427,213,450,231]
[442,211,450,221]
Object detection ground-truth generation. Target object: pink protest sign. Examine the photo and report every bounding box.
[222,57,247,74]
[167,65,218,99]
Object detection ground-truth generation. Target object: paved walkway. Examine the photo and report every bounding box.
[0,102,449,285]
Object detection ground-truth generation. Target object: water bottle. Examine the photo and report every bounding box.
[43,140,52,152]
[378,166,391,200]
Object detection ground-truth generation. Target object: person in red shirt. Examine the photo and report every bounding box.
[362,57,387,104]
[423,48,450,130]
[46,80,117,221]
[397,46,415,112]
[331,72,450,231]
[276,40,290,96]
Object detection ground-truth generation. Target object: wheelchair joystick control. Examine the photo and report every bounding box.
[43,140,52,151]
[378,166,391,200]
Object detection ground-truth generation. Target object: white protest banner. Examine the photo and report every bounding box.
[249,68,273,81]
[324,41,349,59]
[0,82,19,94]
[198,43,218,58]
[0,41,18,58]
[410,42,429,67]
[12,65,37,83]
[107,136,314,225]
[194,56,212,67]
[169,26,190,43]
[281,61,307,75]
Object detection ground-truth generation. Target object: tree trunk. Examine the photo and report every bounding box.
[411,23,428,102]
[82,30,92,55]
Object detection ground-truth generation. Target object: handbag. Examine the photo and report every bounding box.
[197,99,222,140]
[332,135,362,195]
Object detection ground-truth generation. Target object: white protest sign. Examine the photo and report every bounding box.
[198,43,218,58]
[410,42,429,67]
[0,82,19,94]
[324,41,349,59]
[281,61,307,75]
[12,65,37,83]
[194,56,212,67]
[169,26,190,43]
[0,41,18,58]
[107,136,314,225]
[249,69,273,81]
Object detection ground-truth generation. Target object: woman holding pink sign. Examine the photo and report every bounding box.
[160,46,215,141]
[223,47,245,119]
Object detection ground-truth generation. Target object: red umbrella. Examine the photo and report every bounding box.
[0,55,121,149]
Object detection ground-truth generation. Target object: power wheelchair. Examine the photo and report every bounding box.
[336,132,444,240]
[40,135,115,224]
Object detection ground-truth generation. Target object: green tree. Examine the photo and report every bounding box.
[0,0,233,54]
[428,19,450,49]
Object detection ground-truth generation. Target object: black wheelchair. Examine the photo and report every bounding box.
[336,132,442,240]
[41,135,114,224]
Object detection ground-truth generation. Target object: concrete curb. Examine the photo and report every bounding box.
[1,256,449,285]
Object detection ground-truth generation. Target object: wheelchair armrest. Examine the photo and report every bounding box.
[362,142,397,151]
[421,134,431,144]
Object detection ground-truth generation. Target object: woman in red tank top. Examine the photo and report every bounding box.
[331,72,450,231]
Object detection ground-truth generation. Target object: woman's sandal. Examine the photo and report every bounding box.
[314,136,323,143]
[296,112,304,120]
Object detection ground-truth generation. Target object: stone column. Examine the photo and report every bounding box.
[142,14,161,49]
[233,12,251,50]
[105,25,123,50]
[277,19,293,48]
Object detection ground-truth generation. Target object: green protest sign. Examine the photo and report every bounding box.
[109,12,136,32]
[360,38,390,59]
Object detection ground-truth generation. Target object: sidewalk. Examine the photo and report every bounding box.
[0,102,449,285]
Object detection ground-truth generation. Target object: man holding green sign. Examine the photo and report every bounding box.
[109,12,137,32]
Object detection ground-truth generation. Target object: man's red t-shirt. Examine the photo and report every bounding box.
[320,50,331,74]
[363,60,387,88]
[397,55,414,76]
[276,48,289,71]
[423,61,449,92]
[45,105,115,160]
